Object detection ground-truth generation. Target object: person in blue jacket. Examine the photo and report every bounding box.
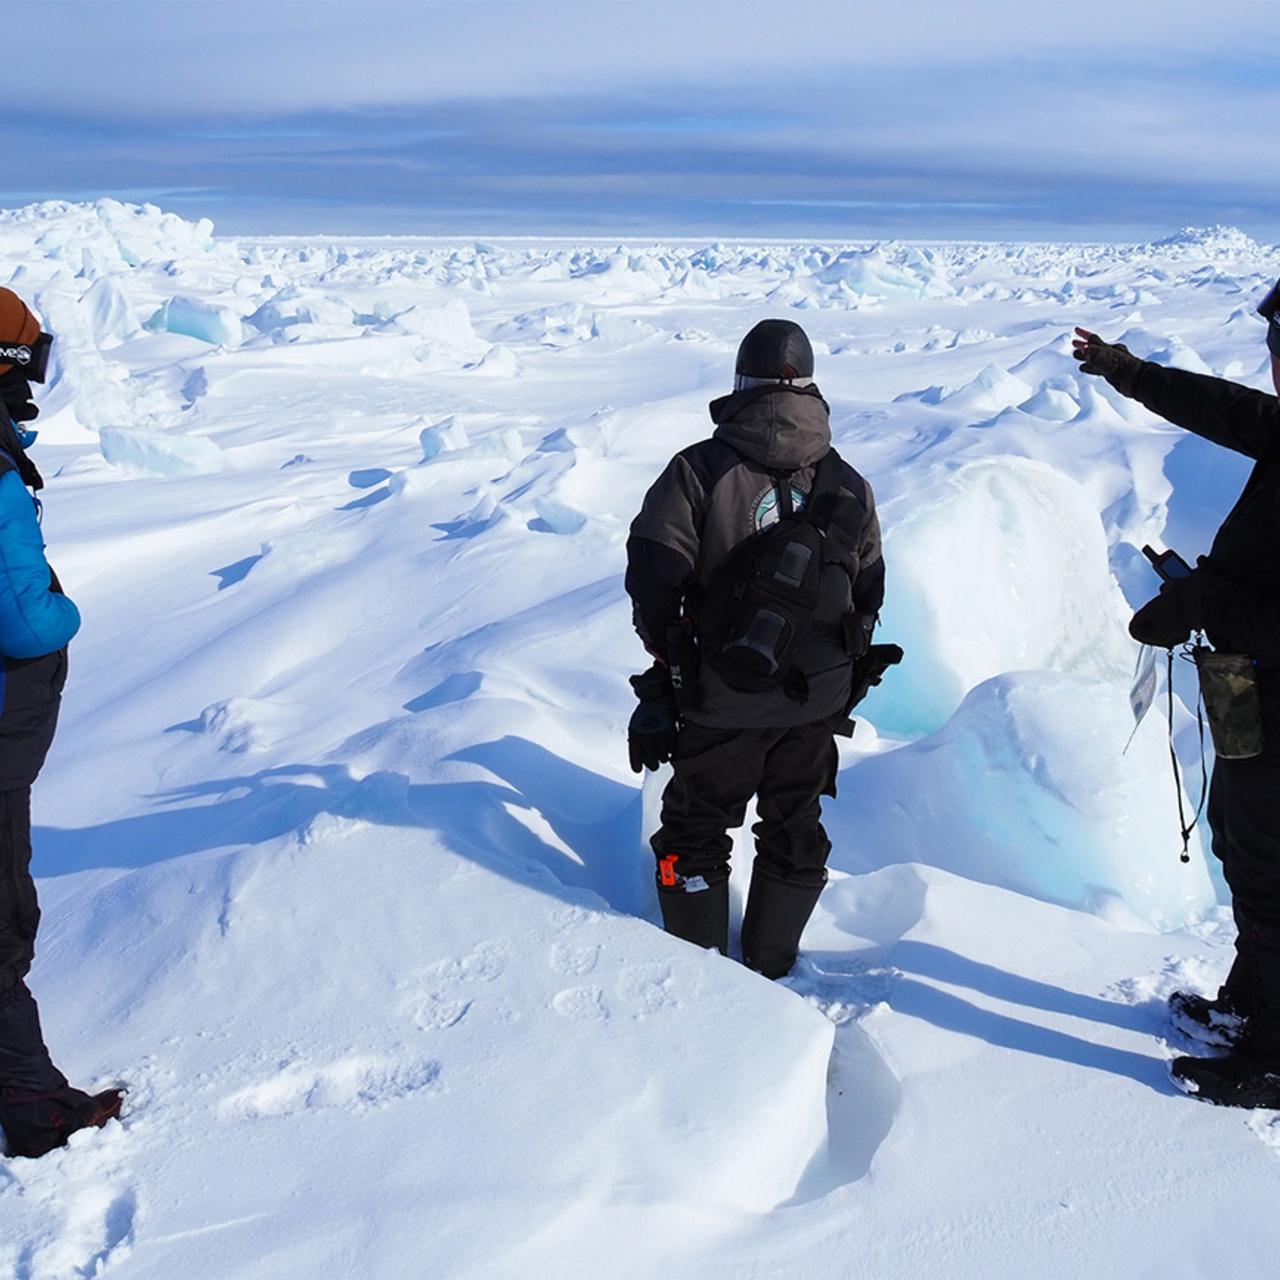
[0,287,122,1157]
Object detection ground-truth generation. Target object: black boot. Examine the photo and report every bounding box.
[1170,1033,1280,1109]
[1168,989,1249,1049]
[741,863,825,980]
[0,1086,125,1158]
[656,875,729,955]
[0,981,122,1158]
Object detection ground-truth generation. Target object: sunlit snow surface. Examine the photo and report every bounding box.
[3,200,1277,1278]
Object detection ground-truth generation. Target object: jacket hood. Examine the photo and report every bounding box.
[709,383,831,471]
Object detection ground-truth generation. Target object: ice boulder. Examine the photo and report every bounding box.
[419,416,471,460]
[817,246,955,299]
[100,426,225,476]
[830,670,1216,931]
[872,456,1133,736]
[80,276,143,345]
[387,299,488,360]
[248,290,355,332]
[145,296,243,347]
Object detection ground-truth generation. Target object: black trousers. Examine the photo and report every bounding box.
[652,720,838,888]
[0,786,62,1092]
[1207,740,1280,1060]
[0,787,40,996]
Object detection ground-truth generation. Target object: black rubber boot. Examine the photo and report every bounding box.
[656,876,729,955]
[741,863,826,979]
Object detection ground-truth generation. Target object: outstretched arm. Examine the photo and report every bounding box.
[1073,327,1280,460]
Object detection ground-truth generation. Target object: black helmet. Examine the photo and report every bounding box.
[735,319,814,385]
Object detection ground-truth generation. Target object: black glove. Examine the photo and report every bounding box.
[628,665,679,773]
[1071,329,1144,398]
[1129,563,1226,648]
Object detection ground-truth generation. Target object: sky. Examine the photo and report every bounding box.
[6,0,1280,241]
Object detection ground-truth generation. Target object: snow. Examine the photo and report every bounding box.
[2,200,1278,1277]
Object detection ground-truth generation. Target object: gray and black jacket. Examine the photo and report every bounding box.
[626,383,883,728]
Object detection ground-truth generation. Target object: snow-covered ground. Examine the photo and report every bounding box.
[2,200,1277,1278]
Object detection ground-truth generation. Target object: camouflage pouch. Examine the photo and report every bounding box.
[1193,648,1264,760]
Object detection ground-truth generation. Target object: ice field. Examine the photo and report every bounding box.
[1,199,1277,1277]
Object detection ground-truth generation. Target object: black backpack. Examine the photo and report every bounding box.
[694,448,859,703]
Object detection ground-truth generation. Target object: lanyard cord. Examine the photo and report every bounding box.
[1166,646,1209,864]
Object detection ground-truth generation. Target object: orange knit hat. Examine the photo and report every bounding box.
[0,288,41,376]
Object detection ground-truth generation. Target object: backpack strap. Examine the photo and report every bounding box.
[799,448,846,531]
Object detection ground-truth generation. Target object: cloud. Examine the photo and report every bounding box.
[5,1,1280,239]
[15,1,1280,116]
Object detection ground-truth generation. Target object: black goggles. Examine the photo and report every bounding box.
[1259,278,1280,358]
[0,331,51,383]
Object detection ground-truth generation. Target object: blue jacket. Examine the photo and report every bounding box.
[0,467,80,658]
[0,442,77,789]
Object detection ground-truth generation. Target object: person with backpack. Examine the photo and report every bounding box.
[0,288,123,1157]
[1073,283,1280,1109]
[625,319,890,979]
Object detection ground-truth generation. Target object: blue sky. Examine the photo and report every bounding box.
[7,0,1280,240]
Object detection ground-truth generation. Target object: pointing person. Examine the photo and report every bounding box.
[1073,285,1280,1108]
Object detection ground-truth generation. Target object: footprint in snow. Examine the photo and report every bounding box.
[412,993,472,1031]
[219,1054,441,1120]
[2,1121,136,1280]
[615,962,680,1016]
[550,941,600,977]
[401,940,508,1031]
[23,1184,137,1280]
[552,987,609,1021]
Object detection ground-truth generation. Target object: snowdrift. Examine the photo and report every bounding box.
[1,200,1275,1278]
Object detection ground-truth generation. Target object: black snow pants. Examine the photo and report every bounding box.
[0,787,41,996]
[1207,679,1280,1061]
[0,787,63,1092]
[651,719,838,888]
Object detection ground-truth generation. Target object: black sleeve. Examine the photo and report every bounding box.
[1131,364,1280,461]
[1204,583,1280,664]
[625,535,694,661]
[851,554,885,618]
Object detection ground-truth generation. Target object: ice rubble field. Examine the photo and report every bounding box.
[1,199,1278,1278]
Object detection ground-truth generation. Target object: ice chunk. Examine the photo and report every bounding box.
[469,344,519,377]
[532,498,587,535]
[99,426,225,476]
[248,290,354,332]
[817,245,955,298]
[419,416,471,460]
[145,296,243,347]
[80,276,142,344]
[834,671,1216,931]
[873,456,1132,736]
[387,299,487,357]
